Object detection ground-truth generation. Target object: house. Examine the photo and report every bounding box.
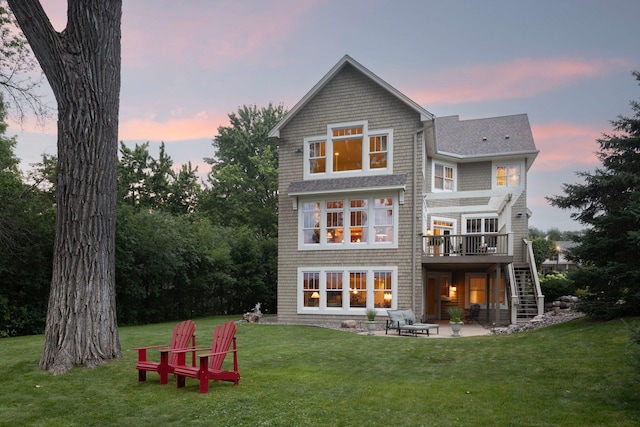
[269,55,542,327]
[540,241,579,275]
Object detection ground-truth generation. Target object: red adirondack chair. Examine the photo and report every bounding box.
[173,321,240,393]
[134,319,196,385]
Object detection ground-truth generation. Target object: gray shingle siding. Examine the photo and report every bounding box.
[276,63,423,322]
[274,57,538,325]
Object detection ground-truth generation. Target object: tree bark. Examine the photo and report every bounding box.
[7,0,122,374]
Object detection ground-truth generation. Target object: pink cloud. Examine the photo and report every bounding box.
[412,57,631,105]
[531,122,603,172]
[122,1,320,69]
[119,111,227,142]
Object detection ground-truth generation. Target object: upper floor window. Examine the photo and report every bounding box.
[433,162,455,191]
[495,164,521,187]
[299,195,397,250]
[304,121,393,179]
[308,141,326,174]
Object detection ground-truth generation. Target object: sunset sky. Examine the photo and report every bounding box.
[8,0,640,231]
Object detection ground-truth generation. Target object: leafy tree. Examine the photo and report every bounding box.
[200,104,285,315]
[548,71,640,319]
[531,238,557,269]
[528,227,546,240]
[118,141,200,214]
[545,228,563,241]
[0,3,48,124]
[203,103,285,238]
[118,141,151,209]
[0,97,54,337]
[8,0,123,373]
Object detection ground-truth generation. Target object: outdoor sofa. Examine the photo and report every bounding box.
[386,309,439,336]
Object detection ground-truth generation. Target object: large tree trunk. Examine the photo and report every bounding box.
[8,0,122,374]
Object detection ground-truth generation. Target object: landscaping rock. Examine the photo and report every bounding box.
[341,320,357,329]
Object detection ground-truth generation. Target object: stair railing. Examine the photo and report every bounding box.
[523,239,544,316]
[507,263,519,325]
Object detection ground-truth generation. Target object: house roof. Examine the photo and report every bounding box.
[434,115,539,167]
[288,174,407,196]
[268,55,434,139]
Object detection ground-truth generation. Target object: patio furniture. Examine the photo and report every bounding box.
[173,321,240,393]
[134,319,197,385]
[386,309,439,336]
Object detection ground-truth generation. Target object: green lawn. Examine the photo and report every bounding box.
[0,316,638,426]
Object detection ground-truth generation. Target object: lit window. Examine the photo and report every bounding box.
[303,272,320,307]
[349,271,367,308]
[304,121,392,179]
[298,267,397,313]
[299,195,396,249]
[373,271,392,308]
[469,276,485,305]
[496,165,520,187]
[434,163,455,191]
[467,274,506,309]
[326,201,344,243]
[349,199,368,243]
[333,126,363,172]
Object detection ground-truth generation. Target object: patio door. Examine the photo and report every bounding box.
[424,273,452,320]
[432,219,455,255]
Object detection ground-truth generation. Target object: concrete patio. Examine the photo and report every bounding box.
[360,321,493,338]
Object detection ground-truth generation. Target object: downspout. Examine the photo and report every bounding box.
[411,131,417,313]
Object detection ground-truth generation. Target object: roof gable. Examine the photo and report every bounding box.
[268,55,434,138]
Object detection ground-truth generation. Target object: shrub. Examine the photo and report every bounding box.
[540,271,574,303]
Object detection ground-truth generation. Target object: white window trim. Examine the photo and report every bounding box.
[429,216,458,234]
[431,161,456,192]
[297,266,398,315]
[492,161,524,189]
[303,120,393,180]
[461,213,499,235]
[298,194,399,250]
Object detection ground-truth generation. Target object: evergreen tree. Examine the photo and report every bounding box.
[548,71,640,318]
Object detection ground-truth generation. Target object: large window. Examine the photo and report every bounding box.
[298,267,397,313]
[495,164,521,187]
[433,162,455,191]
[299,195,397,249]
[466,273,506,308]
[304,121,393,179]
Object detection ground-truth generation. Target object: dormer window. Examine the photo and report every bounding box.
[304,121,393,179]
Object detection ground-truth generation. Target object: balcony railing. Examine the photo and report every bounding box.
[423,233,510,257]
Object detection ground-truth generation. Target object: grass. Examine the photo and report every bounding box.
[0,316,639,426]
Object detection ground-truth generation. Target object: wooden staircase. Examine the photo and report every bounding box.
[512,264,539,321]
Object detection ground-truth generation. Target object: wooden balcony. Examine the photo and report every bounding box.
[422,233,512,265]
